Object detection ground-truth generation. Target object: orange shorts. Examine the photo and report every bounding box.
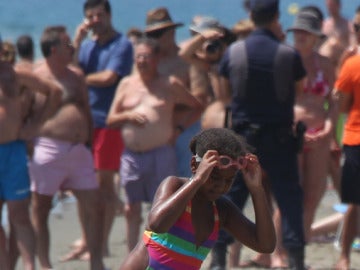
[93,128,124,170]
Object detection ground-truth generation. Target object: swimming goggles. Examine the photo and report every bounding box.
[195,154,246,170]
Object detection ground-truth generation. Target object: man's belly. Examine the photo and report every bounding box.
[121,121,173,152]
[40,105,90,143]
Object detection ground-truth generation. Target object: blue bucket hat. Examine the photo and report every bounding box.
[287,10,326,38]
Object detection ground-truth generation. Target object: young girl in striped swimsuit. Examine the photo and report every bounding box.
[120,128,275,270]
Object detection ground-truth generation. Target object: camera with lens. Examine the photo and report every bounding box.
[204,39,222,54]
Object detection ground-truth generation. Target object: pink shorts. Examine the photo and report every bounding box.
[29,137,98,196]
[93,128,124,170]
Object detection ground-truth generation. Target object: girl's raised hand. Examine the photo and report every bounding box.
[241,154,263,189]
[193,150,219,184]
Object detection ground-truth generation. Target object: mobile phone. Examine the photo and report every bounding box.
[83,18,90,26]
[82,18,92,35]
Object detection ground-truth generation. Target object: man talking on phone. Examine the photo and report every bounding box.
[70,0,133,260]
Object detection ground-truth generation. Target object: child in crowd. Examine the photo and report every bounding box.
[120,128,275,270]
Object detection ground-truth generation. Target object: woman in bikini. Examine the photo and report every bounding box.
[119,128,275,270]
[288,9,337,241]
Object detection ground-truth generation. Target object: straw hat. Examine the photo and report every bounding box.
[144,7,183,33]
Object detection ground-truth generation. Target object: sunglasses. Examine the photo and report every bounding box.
[146,28,169,39]
[353,23,360,33]
[195,154,247,170]
[135,53,154,60]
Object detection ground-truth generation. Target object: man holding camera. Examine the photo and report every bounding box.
[179,16,231,104]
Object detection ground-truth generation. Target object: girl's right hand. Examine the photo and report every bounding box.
[193,150,218,184]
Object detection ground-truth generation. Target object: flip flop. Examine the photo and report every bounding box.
[59,246,88,262]
[239,259,271,268]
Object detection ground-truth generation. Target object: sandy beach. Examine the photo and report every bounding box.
[10,185,360,270]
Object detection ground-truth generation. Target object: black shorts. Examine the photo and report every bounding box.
[341,145,360,205]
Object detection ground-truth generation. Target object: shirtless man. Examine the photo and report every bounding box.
[338,6,360,67]
[144,7,189,87]
[28,26,104,270]
[107,37,202,253]
[0,40,61,270]
[319,0,353,67]
[144,7,205,178]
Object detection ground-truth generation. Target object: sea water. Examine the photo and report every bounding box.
[0,0,356,60]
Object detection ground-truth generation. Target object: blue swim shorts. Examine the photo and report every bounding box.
[0,140,31,200]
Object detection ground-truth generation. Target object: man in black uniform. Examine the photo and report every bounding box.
[210,0,307,269]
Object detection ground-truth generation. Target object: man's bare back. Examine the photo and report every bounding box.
[0,62,60,143]
[0,63,24,143]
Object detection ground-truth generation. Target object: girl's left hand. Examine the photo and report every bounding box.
[241,154,262,189]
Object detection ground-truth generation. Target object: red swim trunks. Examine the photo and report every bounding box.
[93,128,124,171]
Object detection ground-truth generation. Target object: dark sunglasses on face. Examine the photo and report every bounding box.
[353,23,360,33]
[146,28,169,39]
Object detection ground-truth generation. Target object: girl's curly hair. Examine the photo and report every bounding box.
[189,128,252,158]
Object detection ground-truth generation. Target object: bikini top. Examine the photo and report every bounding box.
[143,200,220,270]
[304,56,330,97]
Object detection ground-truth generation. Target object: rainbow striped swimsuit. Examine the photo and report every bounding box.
[143,201,219,270]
